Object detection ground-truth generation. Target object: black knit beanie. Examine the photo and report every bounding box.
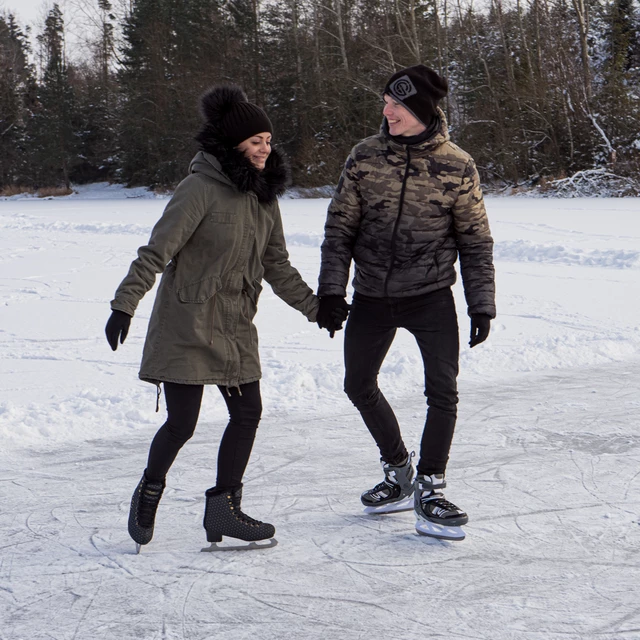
[383,65,448,125]
[199,85,273,147]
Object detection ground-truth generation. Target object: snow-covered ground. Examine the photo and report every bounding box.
[1,187,639,639]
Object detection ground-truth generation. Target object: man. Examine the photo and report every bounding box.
[316,64,495,539]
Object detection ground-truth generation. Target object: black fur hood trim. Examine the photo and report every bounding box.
[195,129,289,204]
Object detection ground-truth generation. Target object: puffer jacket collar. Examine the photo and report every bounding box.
[192,134,290,204]
[381,107,451,157]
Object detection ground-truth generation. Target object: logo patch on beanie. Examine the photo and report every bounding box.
[389,75,417,101]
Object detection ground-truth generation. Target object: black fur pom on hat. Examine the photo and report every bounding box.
[199,85,273,147]
[383,65,448,125]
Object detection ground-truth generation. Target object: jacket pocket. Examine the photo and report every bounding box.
[242,280,263,319]
[177,275,222,303]
[245,280,263,309]
[242,280,263,346]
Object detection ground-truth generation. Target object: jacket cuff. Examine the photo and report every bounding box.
[317,285,347,298]
[306,296,319,323]
[110,299,136,317]
[467,304,496,319]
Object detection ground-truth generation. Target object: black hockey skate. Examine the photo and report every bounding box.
[202,485,277,551]
[128,472,165,553]
[361,453,415,514]
[414,473,468,541]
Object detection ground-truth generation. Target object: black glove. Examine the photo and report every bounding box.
[105,310,132,351]
[316,296,351,338]
[469,313,491,348]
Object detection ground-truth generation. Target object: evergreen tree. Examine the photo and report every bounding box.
[29,4,78,188]
[118,0,231,186]
[586,0,639,169]
[10,0,637,192]
[0,13,33,188]
[610,0,635,72]
[72,0,118,183]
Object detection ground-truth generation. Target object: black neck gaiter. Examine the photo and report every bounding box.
[384,115,441,147]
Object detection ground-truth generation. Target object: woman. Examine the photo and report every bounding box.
[105,85,320,552]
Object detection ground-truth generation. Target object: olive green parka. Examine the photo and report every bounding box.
[111,147,319,387]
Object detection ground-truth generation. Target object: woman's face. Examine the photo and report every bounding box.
[237,132,272,170]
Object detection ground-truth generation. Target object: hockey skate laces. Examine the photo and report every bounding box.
[421,494,461,514]
[369,480,395,496]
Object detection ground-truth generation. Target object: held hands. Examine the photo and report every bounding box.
[469,313,491,348]
[316,296,351,338]
[105,310,132,351]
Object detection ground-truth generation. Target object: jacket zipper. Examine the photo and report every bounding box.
[383,147,412,298]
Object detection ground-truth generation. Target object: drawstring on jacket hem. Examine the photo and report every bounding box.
[155,383,162,412]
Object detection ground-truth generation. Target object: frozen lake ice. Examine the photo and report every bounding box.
[1,189,639,639]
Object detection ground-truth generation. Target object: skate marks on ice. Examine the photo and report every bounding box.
[3,195,640,638]
[0,366,638,638]
[0,444,282,639]
[0,433,435,639]
[307,363,640,638]
[1,439,460,638]
[457,365,640,637]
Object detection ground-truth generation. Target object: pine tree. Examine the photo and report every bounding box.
[29,4,78,189]
[73,0,118,183]
[578,0,638,170]
[17,0,631,191]
[0,13,33,189]
[118,0,232,186]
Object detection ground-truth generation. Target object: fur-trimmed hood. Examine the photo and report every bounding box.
[192,135,289,204]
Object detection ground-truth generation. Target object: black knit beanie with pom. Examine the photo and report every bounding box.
[198,85,273,147]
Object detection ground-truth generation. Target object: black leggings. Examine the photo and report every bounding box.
[145,381,262,489]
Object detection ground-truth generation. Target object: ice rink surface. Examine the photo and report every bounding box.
[1,188,639,639]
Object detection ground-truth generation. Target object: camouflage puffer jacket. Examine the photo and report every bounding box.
[318,110,496,318]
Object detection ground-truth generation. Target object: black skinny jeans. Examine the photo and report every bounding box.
[344,288,459,476]
[145,381,262,489]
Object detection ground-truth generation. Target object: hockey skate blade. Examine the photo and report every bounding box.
[201,538,278,552]
[363,496,413,514]
[415,520,465,541]
[135,543,142,554]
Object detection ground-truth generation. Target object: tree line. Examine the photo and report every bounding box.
[1,0,638,193]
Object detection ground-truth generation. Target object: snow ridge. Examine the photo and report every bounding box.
[495,239,640,269]
[0,216,152,236]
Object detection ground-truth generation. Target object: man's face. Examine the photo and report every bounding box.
[383,94,426,137]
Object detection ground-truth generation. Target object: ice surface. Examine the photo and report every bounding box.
[1,189,639,639]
